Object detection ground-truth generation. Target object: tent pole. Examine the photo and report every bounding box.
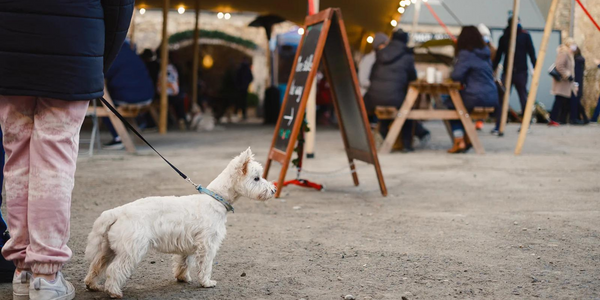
[409,0,422,46]
[159,0,170,134]
[515,0,559,155]
[499,0,520,135]
[191,0,201,112]
[305,0,319,158]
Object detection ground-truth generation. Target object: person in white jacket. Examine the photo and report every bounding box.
[358,32,389,96]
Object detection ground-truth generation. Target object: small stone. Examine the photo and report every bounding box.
[337,277,343,281]
[402,297,409,300]
[293,206,301,210]
[150,261,156,264]
[343,295,355,300]
[522,228,528,231]
[241,272,246,277]
[537,227,541,231]
[514,221,519,225]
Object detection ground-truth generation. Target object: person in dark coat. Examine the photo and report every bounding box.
[448,26,500,153]
[103,41,156,149]
[568,47,589,124]
[235,58,254,120]
[493,17,537,114]
[365,29,427,151]
[0,0,133,297]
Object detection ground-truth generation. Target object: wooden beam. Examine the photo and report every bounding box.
[129,8,136,49]
[499,0,521,134]
[159,0,170,134]
[407,110,459,120]
[191,0,200,112]
[515,0,559,155]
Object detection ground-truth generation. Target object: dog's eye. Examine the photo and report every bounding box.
[254,177,260,181]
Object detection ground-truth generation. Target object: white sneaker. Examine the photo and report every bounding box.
[29,272,75,300]
[12,271,31,300]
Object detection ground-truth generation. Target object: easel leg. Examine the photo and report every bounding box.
[379,87,420,154]
[263,158,272,179]
[449,90,485,154]
[275,161,289,198]
[103,85,136,154]
[349,159,359,186]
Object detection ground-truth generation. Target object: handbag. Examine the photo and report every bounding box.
[548,64,562,81]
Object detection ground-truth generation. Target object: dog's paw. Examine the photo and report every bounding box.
[85,283,103,292]
[108,292,123,299]
[200,279,217,288]
[176,274,192,283]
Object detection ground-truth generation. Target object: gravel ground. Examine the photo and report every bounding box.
[1,122,599,300]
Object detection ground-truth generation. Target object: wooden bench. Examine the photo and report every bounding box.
[379,81,490,154]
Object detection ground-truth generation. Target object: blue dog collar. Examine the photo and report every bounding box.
[196,185,234,213]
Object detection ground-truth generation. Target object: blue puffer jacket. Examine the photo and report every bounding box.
[451,47,499,110]
[0,0,134,101]
[105,42,155,103]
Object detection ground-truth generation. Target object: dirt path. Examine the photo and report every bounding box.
[1,123,599,299]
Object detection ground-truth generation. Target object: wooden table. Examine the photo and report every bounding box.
[379,81,485,154]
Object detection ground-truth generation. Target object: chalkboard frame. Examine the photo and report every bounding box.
[264,8,386,198]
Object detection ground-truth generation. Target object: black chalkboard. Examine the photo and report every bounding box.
[265,8,386,198]
[274,23,323,152]
[323,14,370,154]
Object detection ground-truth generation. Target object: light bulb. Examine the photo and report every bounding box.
[411,0,417,3]
[177,6,185,14]
[391,20,398,27]
[139,8,146,15]
[217,12,224,19]
[224,13,231,20]
[298,28,305,35]
[398,7,405,13]
[367,36,374,44]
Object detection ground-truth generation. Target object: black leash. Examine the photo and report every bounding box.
[97,97,192,184]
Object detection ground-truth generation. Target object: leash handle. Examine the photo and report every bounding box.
[97,97,190,181]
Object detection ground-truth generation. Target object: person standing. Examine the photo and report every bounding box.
[569,46,588,125]
[0,129,17,283]
[235,58,254,120]
[548,39,577,127]
[493,17,537,115]
[0,1,134,299]
[358,32,389,96]
[448,26,500,153]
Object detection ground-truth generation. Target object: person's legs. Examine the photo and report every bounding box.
[512,71,529,114]
[550,96,566,122]
[591,96,600,122]
[378,120,392,138]
[570,94,580,123]
[102,117,119,139]
[0,95,36,272]
[26,98,88,277]
[0,127,17,283]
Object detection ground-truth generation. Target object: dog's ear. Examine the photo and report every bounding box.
[237,148,254,175]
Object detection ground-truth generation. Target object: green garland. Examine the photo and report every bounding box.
[169,30,258,50]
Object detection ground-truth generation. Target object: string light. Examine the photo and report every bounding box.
[398,7,405,13]
[217,12,224,19]
[139,8,146,15]
[177,6,185,14]
[367,36,374,44]
[224,13,231,20]
[391,20,398,27]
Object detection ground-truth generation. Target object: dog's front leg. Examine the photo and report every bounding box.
[196,235,221,288]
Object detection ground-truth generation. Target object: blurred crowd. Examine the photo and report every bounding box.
[357,17,599,153]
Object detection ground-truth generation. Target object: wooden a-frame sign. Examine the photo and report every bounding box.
[263,8,387,198]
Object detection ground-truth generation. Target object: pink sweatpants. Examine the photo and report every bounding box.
[0,95,88,275]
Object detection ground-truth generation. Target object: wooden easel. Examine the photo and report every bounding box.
[263,8,386,198]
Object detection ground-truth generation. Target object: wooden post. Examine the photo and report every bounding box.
[159,0,170,134]
[499,0,521,134]
[515,0,560,155]
[409,0,422,46]
[305,0,319,158]
[191,0,201,111]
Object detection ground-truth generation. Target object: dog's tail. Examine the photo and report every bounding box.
[85,210,117,262]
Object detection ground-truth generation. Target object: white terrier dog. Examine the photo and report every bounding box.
[84,148,275,298]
